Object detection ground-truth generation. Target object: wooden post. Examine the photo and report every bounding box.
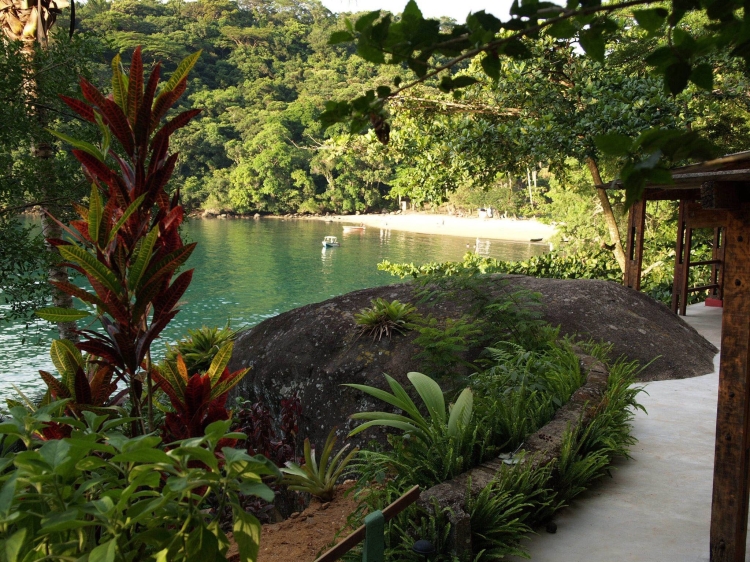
[672,200,688,314]
[710,203,750,562]
[624,197,646,290]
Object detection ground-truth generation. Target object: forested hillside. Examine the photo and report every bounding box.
[75,0,400,215]
[69,1,750,226]
[4,0,750,281]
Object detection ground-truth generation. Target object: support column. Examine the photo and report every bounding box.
[672,200,688,314]
[624,197,646,290]
[710,204,750,562]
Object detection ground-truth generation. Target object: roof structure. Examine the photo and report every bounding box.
[595,150,750,192]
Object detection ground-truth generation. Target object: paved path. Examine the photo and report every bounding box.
[509,304,732,562]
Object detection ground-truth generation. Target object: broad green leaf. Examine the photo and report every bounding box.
[205,341,233,385]
[665,61,691,95]
[88,183,103,245]
[329,30,354,44]
[237,481,275,502]
[107,193,145,246]
[39,439,71,470]
[111,53,127,109]
[402,0,422,19]
[47,129,104,161]
[481,51,500,80]
[347,419,427,440]
[41,509,93,532]
[578,30,605,63]
[546,20,576,39]
[170,446,219,471]
[355,10,381,32]
[408,372,446,425]
[36,307,91,323]
[89,538,117,562]
[447,387,473,438]
[111,449,172,464]
[162,50,202,95]
[633,8,668,33]
[49,339,83,383]
[0,474,18,517]
[127,227,159,290]
[58,245,123,295]
[594,134,633,157]
[690,63,713,90]
[233,507,262,562]
[4,528,26,562]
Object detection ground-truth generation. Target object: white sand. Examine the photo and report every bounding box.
[315,212,556,242]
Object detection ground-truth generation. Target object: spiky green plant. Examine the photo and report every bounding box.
[354,298,419,341]
[164,324,237,374]
[281,428,359,501]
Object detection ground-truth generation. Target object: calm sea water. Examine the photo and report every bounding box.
[0,217,547,402]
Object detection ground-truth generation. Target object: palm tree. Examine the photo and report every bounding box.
[1,0,77,341]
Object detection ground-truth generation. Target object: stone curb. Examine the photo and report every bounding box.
[417,349,611,557]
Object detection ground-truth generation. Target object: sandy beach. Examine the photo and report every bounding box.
[315,212,556,242]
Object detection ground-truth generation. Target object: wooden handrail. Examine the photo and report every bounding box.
[313,485,421,562]
[689,259,722,267]
[687,283,720,293]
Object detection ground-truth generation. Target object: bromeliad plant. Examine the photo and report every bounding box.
[35,47,202,431]
[281,428,359,502]
[354,298,419,341]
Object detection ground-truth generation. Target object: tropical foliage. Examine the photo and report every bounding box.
[281,428,359,502]
[0,410,278,562]
[34,46,202,429]
[354,297,418,341]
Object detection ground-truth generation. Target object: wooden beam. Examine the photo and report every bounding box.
[624,198,646,290]
[710,202,750,562]
[644,188,701,201]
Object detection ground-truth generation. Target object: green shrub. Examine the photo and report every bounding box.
[164,324,238,374]
[281,428,359,501]
[0,406,280,562]
[354,298,419,341]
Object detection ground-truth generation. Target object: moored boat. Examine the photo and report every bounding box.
[342,225,366,233]
[322,235,340,247]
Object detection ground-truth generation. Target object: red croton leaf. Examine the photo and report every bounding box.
[126,46,144,128]
[59,95,96,123]
[134,63,161,149]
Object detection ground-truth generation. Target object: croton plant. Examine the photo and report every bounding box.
[32,47,247,434]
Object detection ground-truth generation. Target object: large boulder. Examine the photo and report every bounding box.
[228,276,717,448]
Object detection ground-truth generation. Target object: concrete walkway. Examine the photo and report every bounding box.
[510,303,729,562]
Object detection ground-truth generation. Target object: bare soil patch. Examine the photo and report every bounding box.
[229,482,361,562]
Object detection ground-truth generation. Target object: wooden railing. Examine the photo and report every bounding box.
[314,485,421,562]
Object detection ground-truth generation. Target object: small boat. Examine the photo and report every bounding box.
[343,225,366,233]
[322,235,340,247]
[530,238,543,242]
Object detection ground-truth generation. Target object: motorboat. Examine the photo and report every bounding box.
[322,236,340,247]
[342,225,366,233]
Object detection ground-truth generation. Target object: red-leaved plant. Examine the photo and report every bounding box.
[152,341,249,444]
[35,47,202,432]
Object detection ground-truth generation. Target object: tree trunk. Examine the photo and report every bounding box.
[7,2,78,340]
[586,157,626,272]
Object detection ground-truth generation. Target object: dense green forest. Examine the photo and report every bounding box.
[3,0,750,322]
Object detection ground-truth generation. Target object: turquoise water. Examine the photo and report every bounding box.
[0,218,548,402]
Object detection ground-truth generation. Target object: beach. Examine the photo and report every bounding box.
[315,212,556,242]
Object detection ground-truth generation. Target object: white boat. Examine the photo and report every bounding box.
[322,236,340,247]
[342,225,366,233]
